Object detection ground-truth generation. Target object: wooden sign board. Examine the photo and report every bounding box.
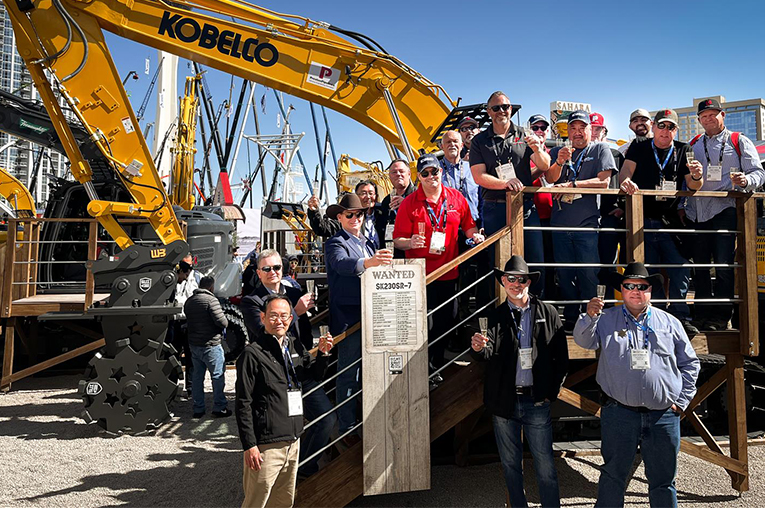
[361,259,430,495]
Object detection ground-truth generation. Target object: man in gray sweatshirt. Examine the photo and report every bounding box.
[184,276,230,418]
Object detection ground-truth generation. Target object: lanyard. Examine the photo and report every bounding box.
[444,161,466,194]
[509,302,534,348]
[281,342,300,390]
[425,195,448,231]
[703,133,727,166]
[651,141,675,177]
[622,306,652,350]
[568,144,590,182]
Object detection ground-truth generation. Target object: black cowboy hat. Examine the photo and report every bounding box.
[493,255,541,285]
[606,261,664,292]
[326,193,366,219]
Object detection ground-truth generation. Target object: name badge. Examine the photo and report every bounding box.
[385,224,395,250]
[630,349,650,370]
[429,231,446,254]
[561,193,582,204]
[655,181,674,201]
[497,162,516,181]
[288,390,303,416]
[519,348,533,370]
[707,165,722,182]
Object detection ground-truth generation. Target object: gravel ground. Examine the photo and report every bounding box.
[1,372,763,508]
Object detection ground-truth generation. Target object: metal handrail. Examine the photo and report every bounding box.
[428,298,498,349]
[298,419,363,469]
[302,357,361,398]
[426,269,493,318]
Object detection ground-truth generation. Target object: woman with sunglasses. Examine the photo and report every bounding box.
[574,261,700,508]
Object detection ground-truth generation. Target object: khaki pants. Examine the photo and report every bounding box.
[242,439,300,508]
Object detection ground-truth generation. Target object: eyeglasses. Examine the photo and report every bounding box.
[503,275,530,284]
[530,125,548,132]
[459,125,478,132]
[266,313,291,323]
[419,168,440,178]
[357,191,375,197]
[489,104,512,113]
[622,283,650,291]
[259,264,282,273]
[655,122,676,131]
[343,211,365,219]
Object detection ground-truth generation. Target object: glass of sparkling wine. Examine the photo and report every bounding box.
[306,280,315,298]
[479,317,488,337]
[319,325,330,356]
[686,146,696,164]
[417,222,426,247]
[730,167,740,189]
[597,285,606,300]
[312,179,320,196]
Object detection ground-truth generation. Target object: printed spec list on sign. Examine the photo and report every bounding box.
[371,289,417,348]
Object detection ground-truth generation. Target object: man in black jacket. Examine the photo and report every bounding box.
[471,256,568,508]
[235,294,332,507]
[241,248,336,478]
[184,276,230,419]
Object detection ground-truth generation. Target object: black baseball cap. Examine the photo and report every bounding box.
[567,110,591,125]
[697,98,723,115]
[416,153,440,173]
[528,114,549,127]
[457,116,479,128]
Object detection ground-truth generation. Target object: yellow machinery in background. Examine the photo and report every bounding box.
[337,154,394,199]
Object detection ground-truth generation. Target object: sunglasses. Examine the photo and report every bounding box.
[503,275,530,284]
[343,211,365,219]
[489,104,512,113]
[530,125,548,132]
[655,122,677,131]
[419,168,441,178]
[259,264,282,273]
[459,125,478,132]
[621,283,650,291]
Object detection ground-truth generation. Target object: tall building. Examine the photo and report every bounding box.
[653,96,765,142]
[0,3,71,210]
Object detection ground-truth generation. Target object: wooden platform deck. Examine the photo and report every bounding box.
[9,293,109,317]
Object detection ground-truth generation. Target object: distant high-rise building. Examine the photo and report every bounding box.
[0,2,71,210]
[652,96,765,142]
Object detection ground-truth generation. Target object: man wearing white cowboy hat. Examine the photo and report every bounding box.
[574,261,700,508]
[471,255,568,508]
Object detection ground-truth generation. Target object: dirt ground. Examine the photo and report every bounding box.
[1,372,763,508]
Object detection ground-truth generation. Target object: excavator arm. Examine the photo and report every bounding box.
[0,168,36,217]
[170,74,201,210]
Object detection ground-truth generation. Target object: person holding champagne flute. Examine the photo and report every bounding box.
[470,255,568,508]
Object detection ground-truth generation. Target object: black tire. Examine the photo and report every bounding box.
[221,301,248,362]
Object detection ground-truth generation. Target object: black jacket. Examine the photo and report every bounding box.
[471,296,569,417]
[235,331,327,450]
[378,182,415,258]
[241,283,313,353]
[183,288,228,346]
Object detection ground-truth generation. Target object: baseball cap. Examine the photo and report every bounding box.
[416,153,440,173]
[653,109,679,126]
[567,110,590,125]
[629,108,651,121]
[697,98,723,115]
[457,116,479,128]
[590,112,606,127]
[528,114,549,127]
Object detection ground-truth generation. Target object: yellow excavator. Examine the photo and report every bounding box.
[3,0,460,433]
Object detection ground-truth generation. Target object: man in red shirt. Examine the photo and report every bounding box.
[393,153,484,373]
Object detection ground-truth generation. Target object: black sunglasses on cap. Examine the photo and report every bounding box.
[622,283,650,291]
[419,168,441,178]
[259,264,282,273]
[489,104,512,113]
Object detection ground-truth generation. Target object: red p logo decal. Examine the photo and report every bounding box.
[319,67,333,79]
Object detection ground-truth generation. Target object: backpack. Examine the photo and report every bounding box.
[689,131,742,157]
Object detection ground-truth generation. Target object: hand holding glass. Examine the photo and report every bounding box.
[479,317,488,337]
[319,325,331,355]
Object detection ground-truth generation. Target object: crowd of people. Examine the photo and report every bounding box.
[174,92,764,507]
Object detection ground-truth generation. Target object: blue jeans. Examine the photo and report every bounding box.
[645,219,690,321]
[552,230,599,323]
[336,329,361,434]
[690,207,736,323]
[299,378,337,477]
[597,400,680,508]
[189,344,227,414]
[493,398,560,508]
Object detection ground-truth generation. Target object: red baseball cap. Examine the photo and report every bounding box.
[590,112,606,127]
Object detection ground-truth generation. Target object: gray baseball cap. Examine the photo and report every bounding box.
[629,108,651,121]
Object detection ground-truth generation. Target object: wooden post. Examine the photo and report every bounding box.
[495,227,512,303]
[726,353,749,491]
[507,190,525,257]
[29,222,40,298]
[85,221,98,310]
[2,219,17,317]
[625,193,644,262]
[736,196,758,355]
[1,318,15,392]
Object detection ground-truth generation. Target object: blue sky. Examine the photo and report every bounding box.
[104,0,765,206]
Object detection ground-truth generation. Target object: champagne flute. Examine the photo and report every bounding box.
[479,317,488,337]
[686,146,696,165]
[730,167,740,189]
[312,179,320,197]
[319,325,330,356]
[417,222,426,248]
[597,285,606,315]
[306,280,316,312]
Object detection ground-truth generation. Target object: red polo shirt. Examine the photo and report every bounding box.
[393,184,476,281]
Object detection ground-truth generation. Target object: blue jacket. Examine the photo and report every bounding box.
[325,229,376,336]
